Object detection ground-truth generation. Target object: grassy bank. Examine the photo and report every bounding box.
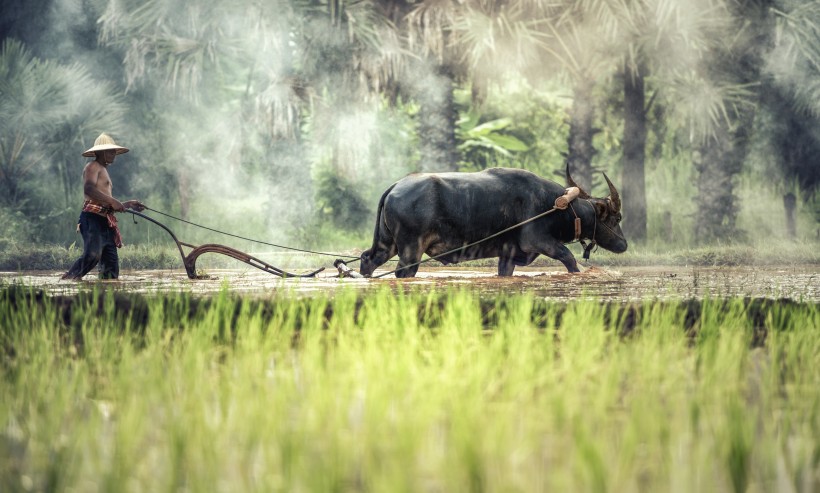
[1,287,818,491]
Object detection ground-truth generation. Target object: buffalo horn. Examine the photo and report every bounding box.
[603,173,621,213]
[565,163,591,199]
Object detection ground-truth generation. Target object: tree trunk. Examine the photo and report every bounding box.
[566,77,597,190]
[622,61,647,242]
[783,192,797,238]
[692,0,773,243]
[417,64,458,172]
[693,123,740,241]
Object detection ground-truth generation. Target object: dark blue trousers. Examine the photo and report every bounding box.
[63,211,120,279]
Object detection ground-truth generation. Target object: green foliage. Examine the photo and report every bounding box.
[0,38,127,245]
[770,1,820,119]
[2,0,820,252]
[455,83,569,178]
[314,168,370,230]
[0,206,29,245]
[809,190,820,226]
[456,112,529,171]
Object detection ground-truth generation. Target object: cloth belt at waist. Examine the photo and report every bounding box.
[81,200,123,248]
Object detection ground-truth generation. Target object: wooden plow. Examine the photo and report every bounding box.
[128,211,325,279]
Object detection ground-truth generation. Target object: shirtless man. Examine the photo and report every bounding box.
[62,133,145,280]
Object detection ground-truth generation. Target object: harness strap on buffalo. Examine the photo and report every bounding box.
[568,202,597,260]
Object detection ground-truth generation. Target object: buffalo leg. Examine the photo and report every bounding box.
[395,241,423,278]
[395,256,421,278]
[551,244,580,273]
[395,261,420,278]
[532,242,579,273]
[498,244,531,276]
[497,255,516,276]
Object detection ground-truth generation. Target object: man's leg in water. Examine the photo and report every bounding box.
[98,229,119,279]
[62,212,105,280]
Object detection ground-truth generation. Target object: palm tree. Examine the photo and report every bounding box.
[414,0,616,187]
[586,0,783,243]
[592,0,725,242]
[542,2,613,191]
[0,39,126,208]
[0,38,127,243]
[402,0,567,173]
[766,1,820,200]
[400,0,465,172]
[0,40,61,206]
[99,0,252,218]
[99,0,413,237]
[681,0,774,241]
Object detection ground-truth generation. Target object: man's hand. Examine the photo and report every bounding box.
[123,200,146,212]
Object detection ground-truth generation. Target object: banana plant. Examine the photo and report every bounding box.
[456,111,529,171]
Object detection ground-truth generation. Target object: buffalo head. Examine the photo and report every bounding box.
[360,248,377,277]
[566,164,628,253]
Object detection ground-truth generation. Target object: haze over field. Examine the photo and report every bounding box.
[1,4,820,491]
[0,0,818,252]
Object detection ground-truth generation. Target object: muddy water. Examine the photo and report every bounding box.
[2,264,817,302]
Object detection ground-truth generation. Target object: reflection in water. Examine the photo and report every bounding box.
[1,265,817,302]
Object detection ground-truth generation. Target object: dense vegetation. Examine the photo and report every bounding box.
[2,4,818,491]
[0,0,819,258]
[1,286,818,491]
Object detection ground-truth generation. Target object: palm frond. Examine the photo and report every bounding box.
[406,0,460,63]
[0,40,65,133]
[0,39,126,205]
[669,68,758,143]
[100,0,241,99]
[770,2,820,117]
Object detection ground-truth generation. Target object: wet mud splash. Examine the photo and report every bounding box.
[0,264,818,301]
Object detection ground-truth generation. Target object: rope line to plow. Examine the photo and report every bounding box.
[134,207,360,261]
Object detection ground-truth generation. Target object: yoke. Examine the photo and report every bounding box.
[127,211,324,279]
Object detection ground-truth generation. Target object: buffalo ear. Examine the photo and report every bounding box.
[593,200,609,221]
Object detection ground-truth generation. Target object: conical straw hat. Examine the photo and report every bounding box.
[82,133,129,157]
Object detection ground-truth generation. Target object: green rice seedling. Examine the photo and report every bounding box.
[0,286,818,492]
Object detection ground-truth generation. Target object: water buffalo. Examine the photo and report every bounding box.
[359,166,627,278]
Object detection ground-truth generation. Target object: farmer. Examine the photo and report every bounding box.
[61,133,145,280]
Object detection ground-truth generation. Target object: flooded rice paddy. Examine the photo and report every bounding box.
[2,263,817,301]
[2,263,818,491]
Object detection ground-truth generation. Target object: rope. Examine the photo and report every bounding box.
[132,194,615,278]
[134,207,360,261]
[373,205,561,278]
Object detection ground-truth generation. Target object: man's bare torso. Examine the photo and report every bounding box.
[83,160,114,206]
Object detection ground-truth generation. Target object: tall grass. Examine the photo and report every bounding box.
[1,287,818,492]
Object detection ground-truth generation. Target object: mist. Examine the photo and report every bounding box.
[0,0,818,253]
